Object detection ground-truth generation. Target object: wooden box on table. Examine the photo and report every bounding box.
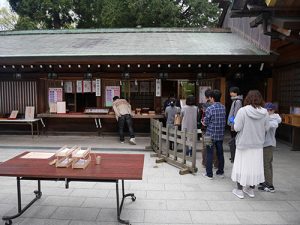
[71,147,91,169]
[55,145,77,168]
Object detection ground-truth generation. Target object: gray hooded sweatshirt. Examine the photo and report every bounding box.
[228,95,243,126]
[234,105,270,150]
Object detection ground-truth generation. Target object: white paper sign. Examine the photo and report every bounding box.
[57,101,66,114]
[64,81,73,93]
[83,80,92,93]
[25,106,35,120]
[95,79,101,96]
[21,152,55,159]
[49,103,57,113]
[155,79,161,97]
[76,80,82,93]
[9,110,18,119]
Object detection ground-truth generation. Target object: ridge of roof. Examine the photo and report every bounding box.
[0,27,231,36]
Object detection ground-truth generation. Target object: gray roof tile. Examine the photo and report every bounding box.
[0,29,269,60]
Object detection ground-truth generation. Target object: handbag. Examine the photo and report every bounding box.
[203,135,212,146]
[174,114,182,126]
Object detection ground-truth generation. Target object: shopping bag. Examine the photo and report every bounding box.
[174,114,182,126]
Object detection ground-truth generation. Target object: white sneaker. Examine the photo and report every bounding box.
[202,173,213,180]
[243,187,255,198]
[232,188,244,199]
[216,174,225,179]
[120,141,125,144]
[129,138,136,145]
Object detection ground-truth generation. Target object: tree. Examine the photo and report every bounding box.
[73,0,103,28]
[8,0,221,30]
[128,0,181,27]
[74,0,180,28]
[0,7,18,30]
[9,0,76,29]
[177,0,221,27]
[100,0,133,28]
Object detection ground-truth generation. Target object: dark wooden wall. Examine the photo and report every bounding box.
[273,64,300,113]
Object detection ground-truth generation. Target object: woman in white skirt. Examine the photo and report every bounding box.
[231,90,270,199]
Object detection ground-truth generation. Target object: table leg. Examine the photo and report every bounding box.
[30,122,33,138]
[98,118,102,136]
[115,180,136,225]
[2,178,42,225]
[37,121,39,136]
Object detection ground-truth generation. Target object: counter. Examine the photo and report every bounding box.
[37,113,164,135]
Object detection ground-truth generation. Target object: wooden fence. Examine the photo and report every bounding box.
[150,119,202,175]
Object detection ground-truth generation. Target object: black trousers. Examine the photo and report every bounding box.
[118,114,135,141]
[229,131,237,163]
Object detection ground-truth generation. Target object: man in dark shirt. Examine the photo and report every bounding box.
[163,93,180,111]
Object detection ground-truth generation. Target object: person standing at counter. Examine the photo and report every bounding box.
[164,93,181,111]
[227,86,243,163]
[112,96,136,145]
[165,97,181,150]
[202,90,226,179]
[181,95,198,156]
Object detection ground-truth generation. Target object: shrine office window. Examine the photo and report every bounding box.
[64,80,96,112]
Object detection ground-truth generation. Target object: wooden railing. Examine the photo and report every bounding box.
[150,119,202,175]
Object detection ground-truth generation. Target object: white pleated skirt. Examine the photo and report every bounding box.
[231,148,265,187]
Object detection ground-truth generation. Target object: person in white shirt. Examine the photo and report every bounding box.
[112,96,136,145]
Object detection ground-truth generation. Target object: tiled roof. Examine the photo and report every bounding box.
[0,28,270,61]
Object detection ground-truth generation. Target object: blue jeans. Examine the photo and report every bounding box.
[206,140,224,177]
[118,114,135,141]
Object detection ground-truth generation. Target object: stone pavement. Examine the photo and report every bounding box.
[0,135,300,225]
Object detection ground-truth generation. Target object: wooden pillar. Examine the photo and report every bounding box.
[37,78,46,114]
[155,97,162,113]
[266,78,273,102]
[220,77,226,105]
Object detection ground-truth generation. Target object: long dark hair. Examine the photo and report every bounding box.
[186,95,195,106]
[244,90,264,108]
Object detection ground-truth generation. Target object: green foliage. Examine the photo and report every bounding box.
[14,16,37,30]
[9,0,75,29]
[8,0,221,30]
[128,0,181,27]
[177,0,221,27]
[100,0,132,28]
[73,0,103,28]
